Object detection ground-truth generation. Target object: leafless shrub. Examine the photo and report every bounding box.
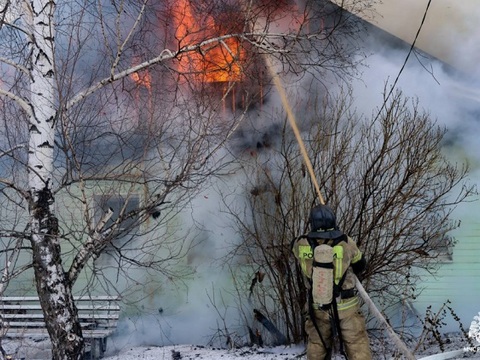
[222,89,475,343]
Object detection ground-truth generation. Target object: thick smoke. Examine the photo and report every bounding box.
[346,4,480,333]
[106,2,480,351]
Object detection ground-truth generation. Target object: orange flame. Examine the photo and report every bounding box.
[174,0,245,83]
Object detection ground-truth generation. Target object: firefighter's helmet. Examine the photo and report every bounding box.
[308,205,344,239]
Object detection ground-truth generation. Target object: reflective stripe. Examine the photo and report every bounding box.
[352,250,362,264]
[337,296,359,311]
[298,245,313,259]
[313,296,358,311]
[298,245,313,276]
[333,245,343,285]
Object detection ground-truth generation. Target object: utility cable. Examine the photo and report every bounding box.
[264,54,417,360]
[373,0,432,123]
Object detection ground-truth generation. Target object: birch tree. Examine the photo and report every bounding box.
[0,0,370,358]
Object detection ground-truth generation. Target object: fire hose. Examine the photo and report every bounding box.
[264,56,417,360]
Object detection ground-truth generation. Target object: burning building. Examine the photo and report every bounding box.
[129,0,274,114]
[1,0,479,353]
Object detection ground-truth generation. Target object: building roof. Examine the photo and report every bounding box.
[330,0,480,76]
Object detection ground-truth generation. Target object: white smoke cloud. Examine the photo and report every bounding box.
[349,37,480,166]
[345,4,480,333]
[109,2,480,346]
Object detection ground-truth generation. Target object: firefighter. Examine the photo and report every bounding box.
[292,205,372,360]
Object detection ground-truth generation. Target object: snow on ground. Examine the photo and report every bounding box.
[2,334,480,360]
[101,338,480,360]
[104,344,305,360]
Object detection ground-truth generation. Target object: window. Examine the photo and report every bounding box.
[93,194,140,234]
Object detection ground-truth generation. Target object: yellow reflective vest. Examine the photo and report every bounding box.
[292,235,363,305]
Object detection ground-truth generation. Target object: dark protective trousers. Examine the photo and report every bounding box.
[304,299,372,360]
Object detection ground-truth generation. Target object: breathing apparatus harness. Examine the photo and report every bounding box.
[303,233,350,359]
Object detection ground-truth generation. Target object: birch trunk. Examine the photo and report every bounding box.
[27,0,84,358]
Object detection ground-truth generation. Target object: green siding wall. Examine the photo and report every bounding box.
[413,199,480,332]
